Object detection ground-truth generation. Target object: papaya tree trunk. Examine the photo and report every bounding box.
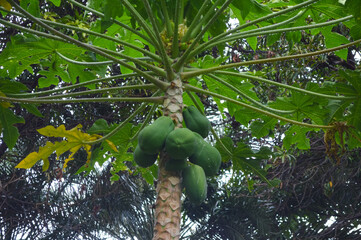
[152,77,183,240]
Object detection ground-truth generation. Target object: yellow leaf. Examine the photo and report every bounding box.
[329,181,333,188]
[0,91,12,108]
[15,141,63,170]
[37,124,100,144]
[106,140,119,152]
[63,145,82,170]
[55,141,79,156]
[19,124,105,171]
[0,0,11,11]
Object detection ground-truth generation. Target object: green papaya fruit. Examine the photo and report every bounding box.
[183,106,211,138]
[138,116,175,154]
[182,164,207,204]
[190,133,221,176]
[133,145,158,168]
[165,128,196,159]
[165,158,188,171]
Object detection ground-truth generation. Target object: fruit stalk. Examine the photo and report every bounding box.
[152,77,183,240]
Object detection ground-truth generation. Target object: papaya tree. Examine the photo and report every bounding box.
[1,0,361,239]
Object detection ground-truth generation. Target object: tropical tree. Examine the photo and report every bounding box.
[1,0,361,239]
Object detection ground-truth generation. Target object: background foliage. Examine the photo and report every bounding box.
[1,0,361,239]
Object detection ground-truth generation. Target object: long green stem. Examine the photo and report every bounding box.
[215,71,357,100]
[189,0,223,40]
[141,0,174,80]
[66,0,152,43]
[56,51,154,65]
[7,73,147,97]
[2,9,164,79]
[182,38,361,80]
[0,6,162,62]
[206,74,296,114]
[188,15,352,61]
[231,10,306,38]
[0,17,165,77]
[184,84,333,129]
[89,47,167,78]
[173,0,233,71]
[7,0,169,91]
[35,84,157,99]
[120,0,160,51]
[160,0,173,36]
[171,0,181,58]
[0,95,164,104]
[185,90,233,156]
[210,15,353,50]
[203,0,320,50]
[182,0,211,42]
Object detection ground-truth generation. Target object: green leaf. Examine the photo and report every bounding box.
[47,0,61,7]
[324,99,352,124]
[87,119,110,135]
[232,143,277,187]
[345,0,361,24]
[203,75,239,116]
[283,125,315,150]
[0,106,24,149]
[20,0,40,17]
[231,0,271,20]
[247,37,258,51]
[20,104,44,118]
[250,117,277,138]
[103,0,123,21]
[349,100,361,131]
[322,26,349,60]
[0,78,28,94]
[0,36,83,79]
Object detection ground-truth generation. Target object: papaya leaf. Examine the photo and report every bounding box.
[103,0,123,20]
[322,26,349,60]
[20,0,40,17]
[231,0,271,20]
[250,117,278,138]
[283,125,316,150]
[16,124,118,171]
[47,0,61,7]
[87,118,110,135]
[234,107,262,126]
[0,0,11,10]
[0,36,99,87]
[20,103,44,117]
[203,75,239,116]
[0,35,79,78]
[324,99,352,124]
[0,106,24,149]
[0,78,28,94]
[233,143,277,188]
[15,141,66,170]
[0,91,12,108]
[338,70,361,131]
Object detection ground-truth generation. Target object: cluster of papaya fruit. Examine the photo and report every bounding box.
[133,106,221,205]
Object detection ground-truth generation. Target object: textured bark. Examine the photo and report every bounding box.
[152,77,183,240]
